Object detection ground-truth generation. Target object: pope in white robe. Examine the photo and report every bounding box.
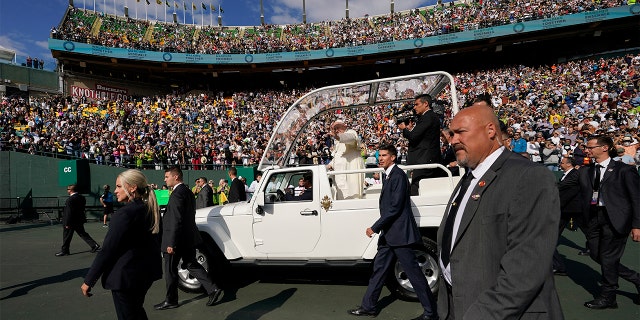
[327,120,364,199]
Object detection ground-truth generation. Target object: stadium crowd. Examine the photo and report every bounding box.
[52,0,627,54]
[2,53,640,170]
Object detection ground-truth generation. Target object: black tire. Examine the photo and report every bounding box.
[385,236,440,301]
[177,246,212,293]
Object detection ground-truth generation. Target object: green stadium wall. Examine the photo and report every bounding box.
[0,151,255,207]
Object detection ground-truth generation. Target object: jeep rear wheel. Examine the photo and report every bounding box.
[177,247,210,293]
[385,236,440,301]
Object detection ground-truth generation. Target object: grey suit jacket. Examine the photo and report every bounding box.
[196,184,214,209]
[437,149,564,320]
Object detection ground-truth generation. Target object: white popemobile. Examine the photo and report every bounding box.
[178,72,462,301]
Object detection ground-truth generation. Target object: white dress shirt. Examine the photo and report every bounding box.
[441,147,505,285]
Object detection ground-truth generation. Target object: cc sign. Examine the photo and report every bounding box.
[63,167,72,173]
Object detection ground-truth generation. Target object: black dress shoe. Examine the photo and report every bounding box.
[206,288,223,306]
[584,298,618,309]
[578,249,590,256]
[553,269,567,276]
[347,307,377,317]
[55,251,69,257]
[91,245,101,253]
[154,301,179,310]
[411,313,439,320]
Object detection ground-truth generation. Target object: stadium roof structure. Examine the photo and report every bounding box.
[257,71,457,171]
[0,46,16,63]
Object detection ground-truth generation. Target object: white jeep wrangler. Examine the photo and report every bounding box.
[179,72,461,301]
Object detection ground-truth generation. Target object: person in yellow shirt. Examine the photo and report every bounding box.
[549,109,563,126]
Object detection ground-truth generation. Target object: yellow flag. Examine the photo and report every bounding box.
[156,0,162,4]
[192,2,196,10]
[219,192,227,204]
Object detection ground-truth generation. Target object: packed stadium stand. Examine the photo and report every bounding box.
[2,1,640,172]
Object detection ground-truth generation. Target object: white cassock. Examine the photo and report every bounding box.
[329,129,364,199]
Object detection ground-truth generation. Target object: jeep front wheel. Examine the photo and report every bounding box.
[177,247,210,293]
[385,236,440,301]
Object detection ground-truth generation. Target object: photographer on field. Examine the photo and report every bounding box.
[397,94,443,196]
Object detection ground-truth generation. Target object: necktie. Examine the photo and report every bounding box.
[593,165,602,191]
[441,171,474,267]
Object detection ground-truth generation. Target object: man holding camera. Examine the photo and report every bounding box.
[398,94,443,196]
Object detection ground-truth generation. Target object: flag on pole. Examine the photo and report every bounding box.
[166,0,170,6]
[145,0,150,4]
[201,2,206,10]
[174,1,178,8]
[211,3,216,12]
[183,1,186,10]
[156,0,162,4]
[192,2,196,10]
[219,6,223,13]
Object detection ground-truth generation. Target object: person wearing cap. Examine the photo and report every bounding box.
[619,134,638,158]
[326,119,365,199]
[613,146,635,165]
[510,130,528,157]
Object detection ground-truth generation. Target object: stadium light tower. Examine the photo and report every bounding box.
[303,0,306,24]
[260,0,264,25]
[345,0,349,19]
[391,0,394,14]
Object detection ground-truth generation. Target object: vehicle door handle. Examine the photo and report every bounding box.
[300,210,318,216]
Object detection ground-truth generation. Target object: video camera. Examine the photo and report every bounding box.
[395,102,416,125]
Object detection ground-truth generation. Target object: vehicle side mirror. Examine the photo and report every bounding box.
[255,192,265,207]
[255,192,265,215]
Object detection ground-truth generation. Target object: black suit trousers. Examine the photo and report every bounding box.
[361,244,436,316]
[163,247,217,303]
[586,207,640,299]
[61,224,98,252]
[111,282,152,320]
[552,213,587,272]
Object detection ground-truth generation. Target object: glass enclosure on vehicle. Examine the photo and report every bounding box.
[258,72,458,171]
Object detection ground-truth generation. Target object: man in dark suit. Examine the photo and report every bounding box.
[154,167,222,310]
[437,103,563,319]
[348,144,437,320]
[195,176,214,209]
[440,128,459,176]
[398,94,443,195]
[552,156,583,275]
[227,167,246,203]
[56,184,100,256]
[578,135,640,309]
